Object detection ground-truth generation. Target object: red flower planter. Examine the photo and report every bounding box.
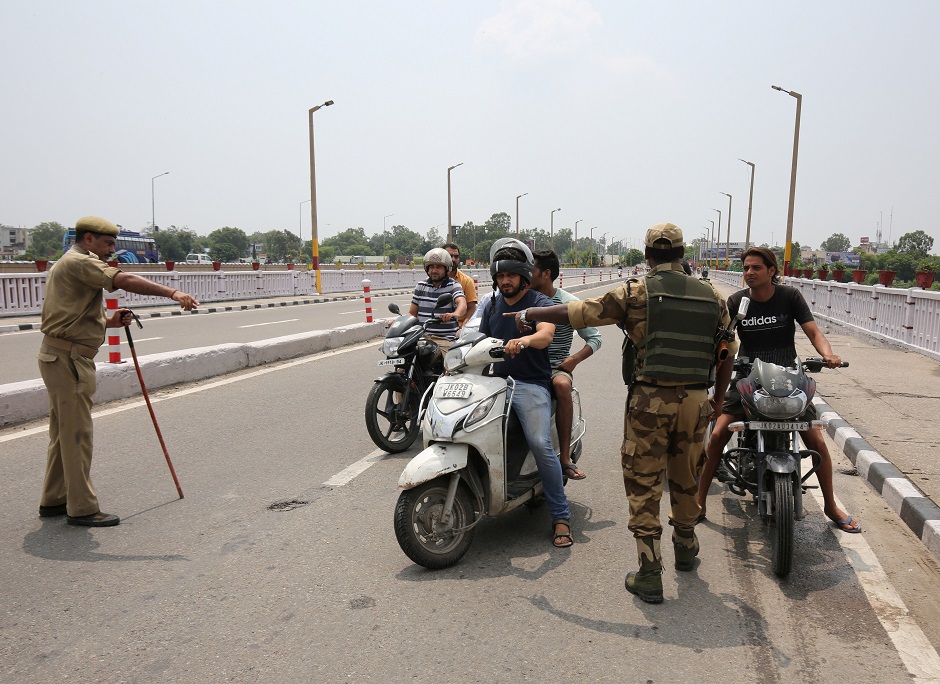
[802,268,814,278]
[165,260,175,271]
[915,270,936,288]
[816,270,829,281]
[851,270,867,283]
[877,270,896,286]
[212,261,222,271]
[35,260,49,272]
[252,262,260,271]
[831,269,845,282]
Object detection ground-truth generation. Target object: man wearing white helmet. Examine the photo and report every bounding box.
[480,238,574,549]
[409,247,467,350]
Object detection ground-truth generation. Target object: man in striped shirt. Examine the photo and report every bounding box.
[409,247,467,350]
[531,249,602,480]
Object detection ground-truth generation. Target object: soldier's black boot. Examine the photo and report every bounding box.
[673,528,700,571]
[625,537,663,604]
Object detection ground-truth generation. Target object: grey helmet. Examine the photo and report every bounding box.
[423,247,452,276]
[489,237,534,285]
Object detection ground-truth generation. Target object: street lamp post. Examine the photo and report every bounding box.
[590,227,595,266]
[708,220,716,269]
[299,199,311,262]
[712,209,722,268]
[308,98,334,294]
[701,230,709,266]
[383,214,394,255]
[447,163,464,244]
[574,219,582,262]
[601,232,608,267]
[515,193,528,237]
[151,172,169,233]
[719,192,732,268]
[550,208,561,249]
[772,84,802,276]
[739,159,755,251]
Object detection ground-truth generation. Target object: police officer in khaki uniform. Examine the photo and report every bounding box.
[38,216,199,527]
[507,223,736,602]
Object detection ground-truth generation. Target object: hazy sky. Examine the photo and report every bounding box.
[3,1,938,253]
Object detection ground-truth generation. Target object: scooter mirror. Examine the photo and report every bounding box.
[388,302,401,315]
[435,293,454,309]
[737,297,750,319]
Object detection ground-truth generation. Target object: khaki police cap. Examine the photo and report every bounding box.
[75,216,119,237]
[644,222,683,249]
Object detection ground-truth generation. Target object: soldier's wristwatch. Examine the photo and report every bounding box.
[518,308,529,326]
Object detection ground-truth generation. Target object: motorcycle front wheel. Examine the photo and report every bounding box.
[770,471,795,577]
[365,378,421,453]
[394,478,476,569]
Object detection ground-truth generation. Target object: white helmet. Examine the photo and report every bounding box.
[423,247,452,275]
[489,237,534,285]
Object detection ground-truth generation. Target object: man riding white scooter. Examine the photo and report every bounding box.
[478,239,574,548]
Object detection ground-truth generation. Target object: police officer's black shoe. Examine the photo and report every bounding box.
[66,511,120,527]
[39,503,68,517]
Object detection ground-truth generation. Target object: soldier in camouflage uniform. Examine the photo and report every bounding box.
[507,223,735,603]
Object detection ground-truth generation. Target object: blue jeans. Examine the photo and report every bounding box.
[510,381,570,521]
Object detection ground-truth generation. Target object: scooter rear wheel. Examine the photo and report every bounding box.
[770,471,794,577]
[394,478,476,569]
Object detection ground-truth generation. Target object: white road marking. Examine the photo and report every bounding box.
[121,337,162,345]
[322,449,389,487]
[807,485,940,681]
[0,340,379,444]
[238,319,299,328]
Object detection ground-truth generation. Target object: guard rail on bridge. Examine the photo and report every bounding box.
[708,269,940,362]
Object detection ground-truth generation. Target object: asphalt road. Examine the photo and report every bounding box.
[2,297,939,682]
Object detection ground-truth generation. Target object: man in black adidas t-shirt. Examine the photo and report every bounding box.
[697,247,861,533]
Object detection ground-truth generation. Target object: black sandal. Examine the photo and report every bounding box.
[552,518,573,548]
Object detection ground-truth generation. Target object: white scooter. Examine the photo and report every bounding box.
[393,331,586,569]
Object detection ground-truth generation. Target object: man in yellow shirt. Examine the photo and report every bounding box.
[38,216,199,527]
[444,243,477,326]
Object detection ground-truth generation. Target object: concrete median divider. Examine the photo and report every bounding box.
[0,320,388,427]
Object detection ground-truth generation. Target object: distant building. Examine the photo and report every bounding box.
[0,225,30,259]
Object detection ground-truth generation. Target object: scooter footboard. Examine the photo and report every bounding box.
[398,443,469,490]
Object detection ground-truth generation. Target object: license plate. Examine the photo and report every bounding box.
[378,358,405,367]
[437,383,472,399]
[747,421,809,431]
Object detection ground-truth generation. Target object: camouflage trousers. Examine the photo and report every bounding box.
[622,383,712,540]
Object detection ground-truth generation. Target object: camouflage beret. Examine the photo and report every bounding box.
[644,222,683,249]
[75,216,119,237]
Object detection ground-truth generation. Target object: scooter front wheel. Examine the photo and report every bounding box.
[770,471,795,577]
[394,478,476,569]
[365,379,421,453]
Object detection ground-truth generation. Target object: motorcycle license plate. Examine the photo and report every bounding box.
[436,383,472,399]
[378,358,405,367]
[747,421,809,431]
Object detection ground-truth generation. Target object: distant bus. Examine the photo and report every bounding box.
[63,228,159,263]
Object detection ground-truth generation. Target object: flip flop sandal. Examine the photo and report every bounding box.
[552,518,573,548]
[832,516,862,533]
[561,463,587,480]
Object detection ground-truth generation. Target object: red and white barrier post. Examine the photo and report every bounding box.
[363,279,373,322]
[473,274,479,299]
[105,291,125,364]
[582,271,587,284]
[559,272,563,288]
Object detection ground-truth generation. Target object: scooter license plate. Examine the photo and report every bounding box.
[437,383,472,399]
[378,358,405,367]
[747,421,809,431]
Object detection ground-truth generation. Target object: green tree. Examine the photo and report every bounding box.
[897,230,934,258]
[151,225,202,261]
[322,227,374,257]
[207,226,249,260]
[29,221,66,259]
[261,229,299,262]
[820,233,851,252]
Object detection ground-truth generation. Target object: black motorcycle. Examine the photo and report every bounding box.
[364,297,450,453]
[719,354,848,577]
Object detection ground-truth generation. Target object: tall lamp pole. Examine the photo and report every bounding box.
[574,219,582,262]
[550,208,561,249]
[590,227,595,265]
[383,214,394,255]
[739,159,755,251]
[515,193,528,237]
[772,85,802,276]
[151,172,169,232]
[712,209,722,268]
[719,192,732,268]
[701,230,709,266]
[601,232,608,266]
[447,163,464,244]
[708,220,716,269]
[299,199,311,262]
[308,98,334,294]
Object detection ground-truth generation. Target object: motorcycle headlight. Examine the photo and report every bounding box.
[752,389,807,419]
[463,395,498,430]
[382,336,404,357]
[444,345,469,372]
